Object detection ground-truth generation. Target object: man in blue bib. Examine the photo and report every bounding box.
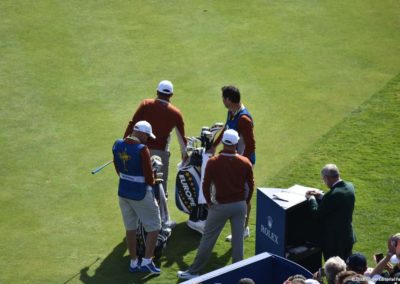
[210,85,256,242]
[112,120,162,274]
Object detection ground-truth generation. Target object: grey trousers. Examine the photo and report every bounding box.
[189,201,247,274]
[150,149,170,197]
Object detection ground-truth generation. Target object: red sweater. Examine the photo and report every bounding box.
[124,99,187,153]
[202,149,254,204]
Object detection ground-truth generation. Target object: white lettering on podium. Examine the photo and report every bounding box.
[261,224,279,245]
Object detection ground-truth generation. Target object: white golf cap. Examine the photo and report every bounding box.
[222,129,240,145]
[157,80,173,95]
[133,121,156,139]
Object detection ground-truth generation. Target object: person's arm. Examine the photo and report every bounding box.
[140,146,155,186]
[237,116,256,165]
[112,141,120,175]
[202,160,214,205]
[245,163,255,204]
[174,112,188,159]
[307,191,335,221]
[370,235,397,276]
[123,101,145,138]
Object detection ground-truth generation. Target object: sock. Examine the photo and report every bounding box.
[130,258,138,267]
[141,258,152,265]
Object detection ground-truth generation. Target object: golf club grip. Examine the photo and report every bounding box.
[91,160,113,174]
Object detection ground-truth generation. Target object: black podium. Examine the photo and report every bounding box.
[255,187,322,272]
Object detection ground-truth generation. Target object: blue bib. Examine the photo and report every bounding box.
[112,140,147,200]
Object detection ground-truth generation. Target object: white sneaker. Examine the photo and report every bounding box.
[177,270,199,280]
[244,226,250,238]
[225,227,250,242]
[187,220,206,234]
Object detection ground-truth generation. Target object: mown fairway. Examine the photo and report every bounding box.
[1,1,399,283]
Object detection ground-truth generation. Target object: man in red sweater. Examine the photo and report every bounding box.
[177,129,254,280]
[123,80,187,198]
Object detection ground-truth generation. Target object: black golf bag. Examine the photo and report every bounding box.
[175,123,223,233]
[136,156,172,259]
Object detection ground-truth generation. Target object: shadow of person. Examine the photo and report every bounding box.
[158,222,202,269]
[78,238,159,284]
[162,223,235,283]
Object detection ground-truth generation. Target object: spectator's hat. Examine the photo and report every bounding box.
[134,121,156,139]
[346,252,367,271]
[157,80,173,95]
[222,129,240,145]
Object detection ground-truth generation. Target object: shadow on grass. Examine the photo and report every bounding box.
[75,222,233,283]
[78,237,158,284]
[162,222,233,283]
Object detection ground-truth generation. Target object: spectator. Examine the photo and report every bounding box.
[283,274,306,284]
[346,253,368,275]
[306,164,356,261]
[370,233,400,282]
[238,278,256,284]
[324,256,347,284]
[336,270,369,284]
[177,129,254,280]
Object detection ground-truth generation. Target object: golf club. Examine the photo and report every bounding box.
[91,160,113,175]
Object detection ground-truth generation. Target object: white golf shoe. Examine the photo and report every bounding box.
[177,270,199,280]
[187,220,206,234]
[225,226,250,242]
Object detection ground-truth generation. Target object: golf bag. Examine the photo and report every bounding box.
[136,155,172,259]
[175,123,224,233]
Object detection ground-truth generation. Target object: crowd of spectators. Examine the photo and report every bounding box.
[284,233,400,284]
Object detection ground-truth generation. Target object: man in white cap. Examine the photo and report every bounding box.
[113,120,162,274]
[177,129,254,280]
[123,80,187,205]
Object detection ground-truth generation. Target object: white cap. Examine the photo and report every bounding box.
[133,121,156,139]
[157,80,173,95]
[222,129,240,145]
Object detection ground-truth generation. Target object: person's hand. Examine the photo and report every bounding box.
[306,190,316,200]
[385,262,394,273]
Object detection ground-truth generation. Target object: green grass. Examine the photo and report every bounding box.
[1,1,399,283]
[269,73,400,259]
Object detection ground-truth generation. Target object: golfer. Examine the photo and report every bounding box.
[113,120,162,274]
[210,85,256,241]
[123,80,187,200]
[177,129,254,280]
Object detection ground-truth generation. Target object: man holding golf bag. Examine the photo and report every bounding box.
[209,85,256,241]
[112,120,162,274]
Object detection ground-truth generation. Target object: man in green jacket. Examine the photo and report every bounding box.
[306,164,356,261]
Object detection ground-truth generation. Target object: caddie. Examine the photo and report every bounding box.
[113,120,162,274]
[209,85,256,241]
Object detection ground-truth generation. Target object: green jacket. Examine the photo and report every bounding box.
[309,180,356,260]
